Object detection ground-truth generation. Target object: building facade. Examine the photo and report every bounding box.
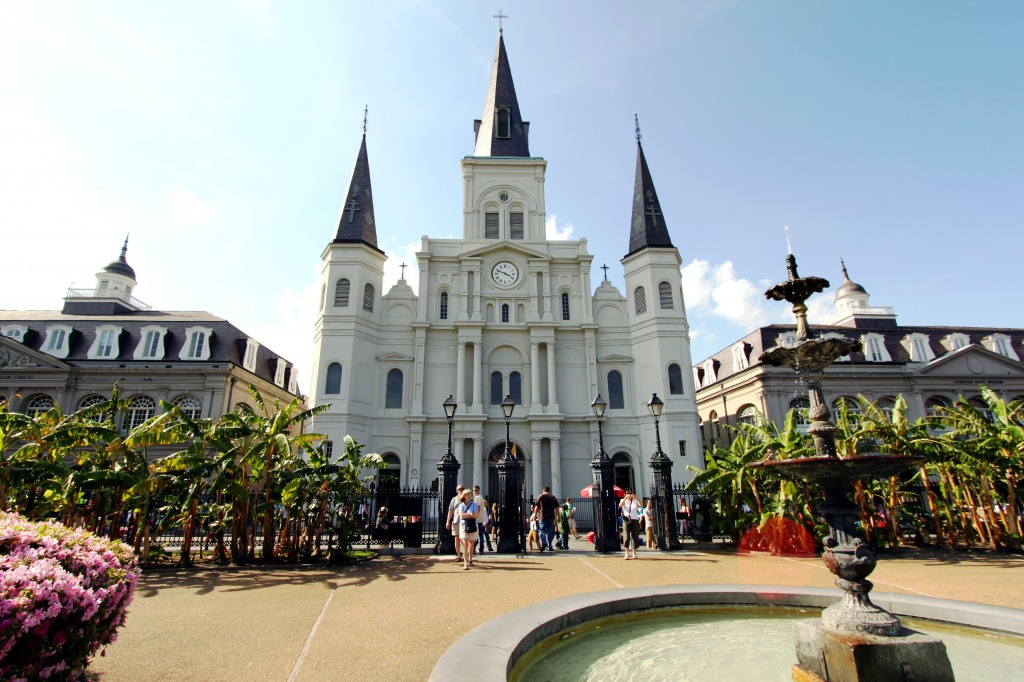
[309,31,701,498]
[695,261,1024,451]
[0,240,303,428]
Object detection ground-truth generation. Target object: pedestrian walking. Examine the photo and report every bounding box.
[556,503,570,549]
[445,484,465,562]
[476,494,493,552]
[536,486,558,551]
[620,489,641,559]
[457,489,480,570]
[643,498,656,548]
[526,503,541,551]
[565,497,580,540]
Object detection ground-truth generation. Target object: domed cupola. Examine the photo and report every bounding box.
[834,259,869,312]
[62,236,149,315]
[102,237,137,280]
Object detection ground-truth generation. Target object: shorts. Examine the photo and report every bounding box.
[460,528,479,541]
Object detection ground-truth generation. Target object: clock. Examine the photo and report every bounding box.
[491,261,520,286]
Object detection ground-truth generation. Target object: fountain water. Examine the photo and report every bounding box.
[751,253,953,680]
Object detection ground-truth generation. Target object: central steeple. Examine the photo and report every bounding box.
[473,30,530,157]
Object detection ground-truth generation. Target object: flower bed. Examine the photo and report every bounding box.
[1,512,140,681]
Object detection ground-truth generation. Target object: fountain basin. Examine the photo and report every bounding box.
[429,585,1024,681]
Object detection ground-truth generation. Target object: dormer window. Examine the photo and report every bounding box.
[988,334,1020,361]
[274,359,287,387]
[88,325,122,359]
[42,325,73,359]
[288,369,299,394]
[703,360,717,384]
[496,106,511,139]
[134,326,167,360]
[243,340,260,372]
[779,333,798,348]
[180,326,213,361]
[902,333,936,363]
[732,344,748,371]
[1,324,27,342]
[861,333,892,362]
[944,333,969,351]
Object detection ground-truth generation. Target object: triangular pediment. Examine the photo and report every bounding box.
[597,354,634,364]
[913,344,1024,378]
[459,241,551,261]
[376,352,415,362]
[0,337,69,370]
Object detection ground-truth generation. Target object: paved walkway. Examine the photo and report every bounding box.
[92,545,1024,681]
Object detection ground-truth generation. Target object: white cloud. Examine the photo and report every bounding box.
[165,186,217,224]
[546,214,574,240]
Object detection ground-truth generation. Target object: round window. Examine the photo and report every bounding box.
[499,192,509,202]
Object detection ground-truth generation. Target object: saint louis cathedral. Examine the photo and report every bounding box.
[309,31,701,499]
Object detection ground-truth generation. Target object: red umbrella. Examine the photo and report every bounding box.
[579,484,625,498]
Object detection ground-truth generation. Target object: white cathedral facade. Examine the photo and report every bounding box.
[309,32,701,500]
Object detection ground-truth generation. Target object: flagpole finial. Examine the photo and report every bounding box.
[634,114,642,145]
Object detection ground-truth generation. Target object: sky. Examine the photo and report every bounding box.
[2,1,1022,395]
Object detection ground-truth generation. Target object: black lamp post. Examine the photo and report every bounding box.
[436,394,460,555]
[590,394,620,553]
[647,393,681,551]
[496,395,522,553]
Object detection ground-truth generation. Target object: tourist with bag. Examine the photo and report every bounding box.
[457,489,480,570]
[620,489,641,560]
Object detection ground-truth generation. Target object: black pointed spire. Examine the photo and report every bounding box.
[473,31,530,157]
[103,234,137,279]
[334,114,380,251]
[627,117,674,255]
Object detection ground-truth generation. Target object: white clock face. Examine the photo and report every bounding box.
[491,261,520,286]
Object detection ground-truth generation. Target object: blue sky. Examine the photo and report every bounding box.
[3,1,1021,394]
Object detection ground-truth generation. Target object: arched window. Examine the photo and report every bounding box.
[362,283,375,312]
[78,394,106,410]
[439,291,449,320]
[334,279,350,308]
[509,371,522,405]
[634,286,647,315]
[25,395,55,417]
[501,304,510,323]
[790,397,810,428]
[608,370,624,409]
[173,395,202,420]
[832,396,862,421]
[925,396,950,418]
[490,371,503,405]
[612,452,635,491]
[561,292,570,321]
[385,369,403,408]
[325,363,342,394]
[658,281,673,309]
[496,106,511,139]
[124,395,156,432]
[709,410,721,441]
[379,453,401,489]
[877,396,897,423]
[668,363,684,395]
[737,405,759,426]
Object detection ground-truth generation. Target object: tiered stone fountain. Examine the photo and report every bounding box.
[753,254,954,681]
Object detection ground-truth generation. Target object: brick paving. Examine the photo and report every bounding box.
[91,545,1024,681]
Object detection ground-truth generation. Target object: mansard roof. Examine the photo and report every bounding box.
[627,138,675,257]
[473,31,530,158]
[333,134,382,252]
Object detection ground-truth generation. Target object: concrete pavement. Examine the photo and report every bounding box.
[91,545,1024,681]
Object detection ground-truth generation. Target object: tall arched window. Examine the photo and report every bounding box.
[658,281,673,309]
[173,395,202,420]
[379,453,401,488]
[362,283,375,312]
[612,452,635,491]
[25,395,55,417]
[561,292,570,320]
[737,405,759,426]
[325,363,342,394]
[877,396,897,423]
[501,304,510,323]
[490,371,503,405]
[439,291,449,320]
[496,106,511,138]
[385,369,403,408]
[790,397,810,429]
[334,279,350,308]
[924,396,950,418]
[708,410,721,442]
[634,287,647,315]
[667,363,684,395]
[124,395,156,432]
[832,396,862,421]
[78,394,106,410]
[608,370,624,409]
[509,371,522,404]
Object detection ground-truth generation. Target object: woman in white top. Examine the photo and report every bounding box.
[457,489,479,570]
[619,490,641,559]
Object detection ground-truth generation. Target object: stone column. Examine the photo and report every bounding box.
[531,437,543,498]
[550,437,562,498]
[530,342,541,410]
[456,342,466,405]
[473,438,484,491]
[472,342,482,409]
[546,342,558,410]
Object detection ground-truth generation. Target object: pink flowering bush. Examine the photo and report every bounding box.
[0,512,140,681]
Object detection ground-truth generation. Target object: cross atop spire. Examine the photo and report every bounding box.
[362,105,368,136]
[635,114,642,145]
[493,9,508,32]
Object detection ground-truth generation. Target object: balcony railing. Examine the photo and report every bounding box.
[65,287,152,311]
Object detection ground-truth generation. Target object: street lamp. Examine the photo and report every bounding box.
[646,393,680,551]
[497,394,522,553]
[590,394,619,553]
[436,395,460,555]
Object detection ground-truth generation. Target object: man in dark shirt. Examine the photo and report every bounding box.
[536,486,558,551]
